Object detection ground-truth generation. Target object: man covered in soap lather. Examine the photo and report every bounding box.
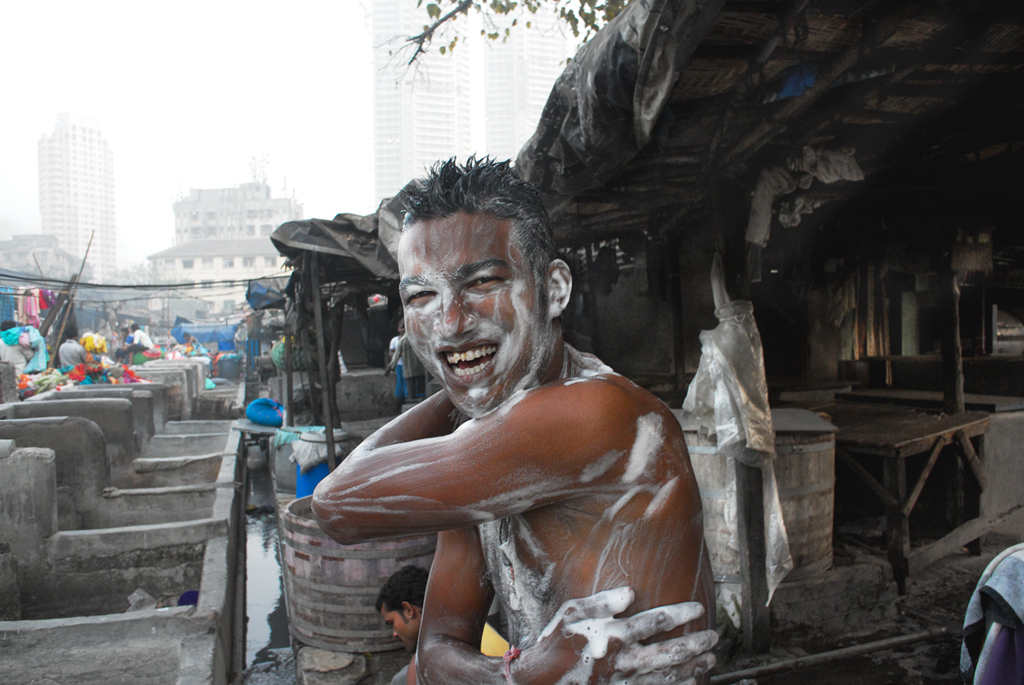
[313,157,716,684]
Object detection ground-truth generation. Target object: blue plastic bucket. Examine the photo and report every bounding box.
[296,462,329,498]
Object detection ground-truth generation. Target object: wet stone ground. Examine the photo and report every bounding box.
[716,510,1024,684]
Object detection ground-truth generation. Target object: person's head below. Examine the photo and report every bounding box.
[397,320,405,336]
[376,565,428,652]
[120,327,130,338]
[130,324,141,333]
[63,326,79,342]
[0,320,16,332]
[398,156,573,418]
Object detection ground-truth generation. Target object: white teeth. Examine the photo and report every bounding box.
[453,360,491,377]
[446,345,496,365]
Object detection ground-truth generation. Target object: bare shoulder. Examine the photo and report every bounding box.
[485,369,687,480]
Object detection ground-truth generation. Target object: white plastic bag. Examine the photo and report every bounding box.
[682,255,793,607]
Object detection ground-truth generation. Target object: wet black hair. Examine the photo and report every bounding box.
[0,320,16,332]
[375,565,429,613]
[402,157,557,286]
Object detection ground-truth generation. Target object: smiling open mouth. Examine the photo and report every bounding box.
[445,345,497,377]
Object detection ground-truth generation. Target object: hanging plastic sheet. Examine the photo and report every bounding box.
[246,277,288,311]
[682,255,793,612]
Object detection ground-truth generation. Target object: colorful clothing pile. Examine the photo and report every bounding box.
[16,362,150,399]
[17,368,72,399]
[64,362,150,385]
[1,325,49,372]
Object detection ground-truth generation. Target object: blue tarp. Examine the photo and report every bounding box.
[170,323,239,351]
[246,277,287,311]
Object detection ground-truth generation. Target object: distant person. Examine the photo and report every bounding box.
[186,334,210,357]
[114,327,132,362]
[58,327,90,368]
[377,566,429,685]
[386,321,407,410]
[119,324,154,364]
[0,320,33,374]
[385,322,428,402]
[130,324,155,350]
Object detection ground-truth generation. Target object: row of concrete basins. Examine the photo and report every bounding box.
[0,372,243,685]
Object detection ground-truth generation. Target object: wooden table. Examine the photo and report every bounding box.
[821,402,990,593]
[834,389,1024,413]
[232,419,278,460]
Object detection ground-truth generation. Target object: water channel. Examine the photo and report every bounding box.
[243,452,295,684]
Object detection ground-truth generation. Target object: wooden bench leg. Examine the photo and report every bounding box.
[884,457,910,594]
[963,436,983,555]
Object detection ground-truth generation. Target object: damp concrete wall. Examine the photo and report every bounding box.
[135,359,208,421]
[0,417,110,530]
[0,443,241,684]
[0,433,239,614]
[28,384,169,446]
[134,367,192,420]
[0,398,139,481]
[269,370,399,421]
[0,363,16,404]
[979,411,1024,518]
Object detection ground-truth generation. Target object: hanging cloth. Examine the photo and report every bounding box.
[23,289,41,327]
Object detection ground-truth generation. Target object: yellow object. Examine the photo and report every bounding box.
[80,334,107,353]
[480,622,509,657]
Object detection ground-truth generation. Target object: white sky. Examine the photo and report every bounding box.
[0,0,492,270]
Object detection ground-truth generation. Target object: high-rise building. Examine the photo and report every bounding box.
[38,112,116,282]
[170,182,303,244]
[147,181,301,314]
[372,0,473,202]
[484,14,575,162]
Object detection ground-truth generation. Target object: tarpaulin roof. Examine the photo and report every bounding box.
[170,323,239,351]
[515,0,726,216]
[270,194,407,282]
[246,277,288,311]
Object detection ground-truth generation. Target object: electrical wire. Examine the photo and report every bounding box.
[0,269,291,291]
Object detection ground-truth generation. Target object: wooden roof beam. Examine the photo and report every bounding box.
[704,0,814,161]
[692,44,1024,66]
[718,1,932,168]
[718,0,1023,169]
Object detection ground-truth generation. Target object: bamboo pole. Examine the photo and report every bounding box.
[50,231,95,367]
[309,252,337,471]
[710,627,949,684]
[284,323,294,428]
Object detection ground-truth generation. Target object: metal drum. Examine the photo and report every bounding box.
[677,408,837,584]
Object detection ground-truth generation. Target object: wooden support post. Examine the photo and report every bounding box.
[883,457,910,594]
[327,302,344,429]
[940,269,965,416]
[284,325,294,428]
[309,252,337,472]
[902,436,950,518]
[297,323,318,424]
[735,456,770,652]
[949,432,984,556]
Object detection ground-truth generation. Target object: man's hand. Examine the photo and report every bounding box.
[514,587,718,685]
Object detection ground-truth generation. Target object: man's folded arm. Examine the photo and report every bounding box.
[312,378,640,544]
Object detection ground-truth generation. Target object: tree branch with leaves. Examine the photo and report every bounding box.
[404,0,629,61]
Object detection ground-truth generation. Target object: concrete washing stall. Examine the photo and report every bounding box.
[0,367,244,685]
